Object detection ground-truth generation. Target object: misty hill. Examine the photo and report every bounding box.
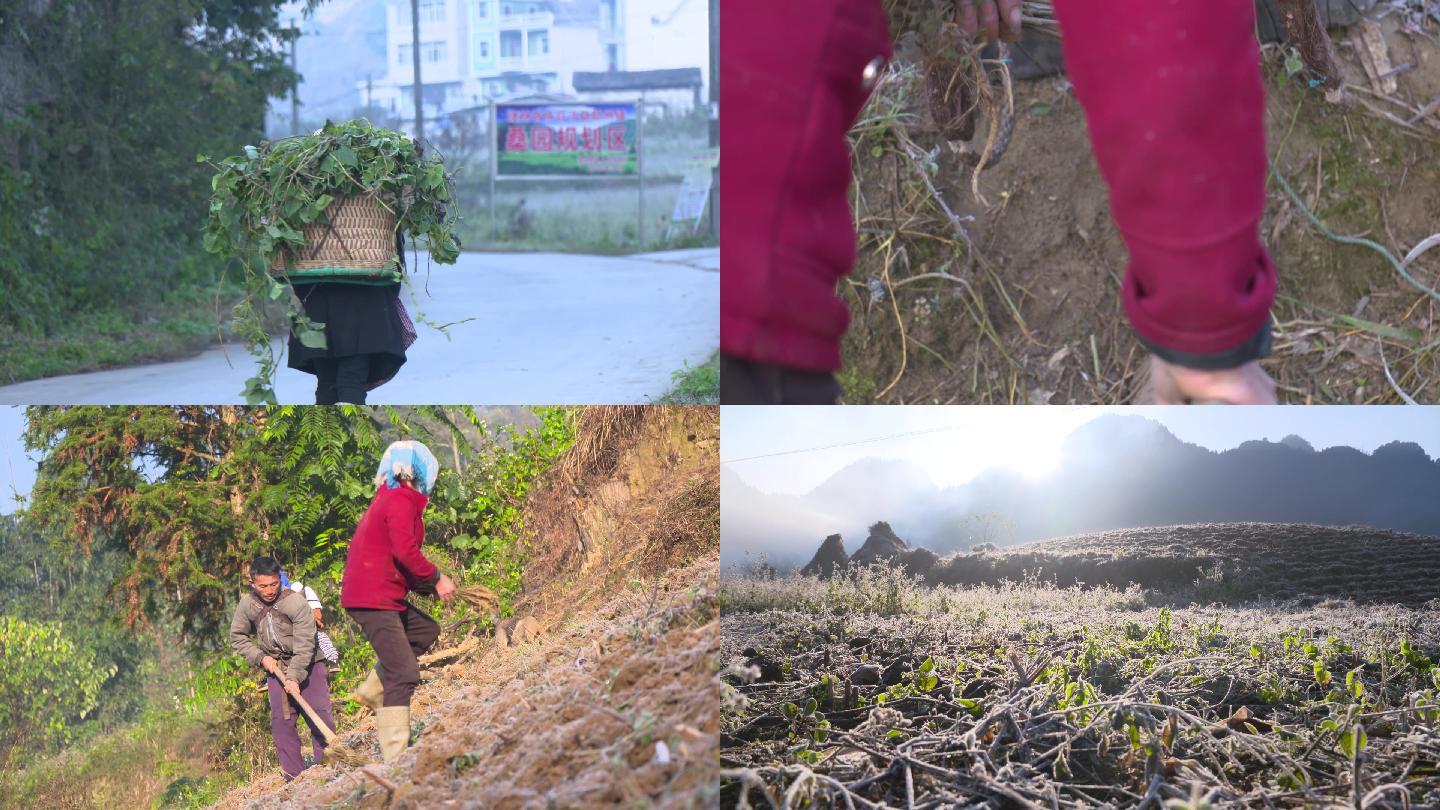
[807,459,939,521]
[721,415,1440,570]
[721,467,845,571]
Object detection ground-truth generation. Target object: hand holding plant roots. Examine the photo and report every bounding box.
[456,585,501,613]
[955,0,1023,43]
[922,18,1016,180]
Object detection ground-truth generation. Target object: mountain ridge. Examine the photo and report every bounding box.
[721,416,1440,571]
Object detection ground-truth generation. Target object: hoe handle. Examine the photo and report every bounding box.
[265,659,341,745]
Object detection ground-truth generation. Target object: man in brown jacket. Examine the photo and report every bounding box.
[230,556,336,781]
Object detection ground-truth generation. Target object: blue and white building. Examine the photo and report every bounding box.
[363,0,708,122]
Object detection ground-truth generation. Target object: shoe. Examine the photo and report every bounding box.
[376,706,410,763]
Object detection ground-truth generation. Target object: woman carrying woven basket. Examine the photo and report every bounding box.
[204,121,461,404]
[286,227,416,406]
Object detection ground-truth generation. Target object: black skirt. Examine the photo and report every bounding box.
[287,282,408,387]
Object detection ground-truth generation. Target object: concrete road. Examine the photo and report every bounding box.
[0,248,718,405]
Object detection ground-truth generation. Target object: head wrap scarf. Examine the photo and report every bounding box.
[374,440,440,495]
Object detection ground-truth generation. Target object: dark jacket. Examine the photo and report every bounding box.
[721,0,1275,372]
[340,484,439,611]
[229,588,318,684]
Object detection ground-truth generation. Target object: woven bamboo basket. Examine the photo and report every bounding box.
[268,193,400,284]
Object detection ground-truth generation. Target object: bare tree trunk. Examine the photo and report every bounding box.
[1275,0,1347,98]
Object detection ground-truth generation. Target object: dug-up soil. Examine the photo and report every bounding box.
[843,5,1440,403]
[215,406,720,809]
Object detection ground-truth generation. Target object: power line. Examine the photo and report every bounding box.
[719,406,1093,466]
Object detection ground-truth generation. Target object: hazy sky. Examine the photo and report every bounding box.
[722,406,1440,496]
[0,407,33,515]
[7,406,1439,513]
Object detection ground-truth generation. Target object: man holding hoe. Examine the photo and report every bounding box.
[229,555,336,781]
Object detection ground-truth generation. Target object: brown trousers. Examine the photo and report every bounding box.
[346,601,441,707]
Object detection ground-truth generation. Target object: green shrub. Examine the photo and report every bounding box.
[0,617,116,757]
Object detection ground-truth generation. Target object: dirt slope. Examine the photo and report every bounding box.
[215,407,719,809]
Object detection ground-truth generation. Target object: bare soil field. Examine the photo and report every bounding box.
[937,523,1440,606]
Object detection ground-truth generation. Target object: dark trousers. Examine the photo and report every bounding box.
[720,354,841,404]
[266,659,333,779]
[346,601,441,707]
[314,355,371,404]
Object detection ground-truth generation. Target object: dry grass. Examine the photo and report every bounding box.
[559,406,651,483]
[455,584,501,614]
[643,464,721,570]
[527,405,718,591]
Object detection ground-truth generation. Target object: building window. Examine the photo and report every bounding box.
[478,39,490,59]
[501,3,511,16]
[601,0,615,32]
[606,43,618,71]
[500,30,522,58]
[475,0,488,19]
[527,3,537,12]
[527,30,548,57]
[398,43,412,64]
[419,0,445,23]
[422,40,447,63]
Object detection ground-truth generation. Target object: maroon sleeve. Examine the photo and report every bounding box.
[384,495,438,585]
[1055,0,1276,364]
[720,0,892,372]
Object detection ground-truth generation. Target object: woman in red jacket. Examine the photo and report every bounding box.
[720,0,1277,404]
[341,440,457,763]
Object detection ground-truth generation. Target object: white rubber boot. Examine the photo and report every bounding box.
[376,705,410,763]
